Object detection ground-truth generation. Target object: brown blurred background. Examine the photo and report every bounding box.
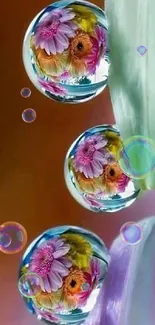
[0,0,155,324]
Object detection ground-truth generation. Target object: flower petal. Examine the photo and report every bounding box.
[43,275,52,293]
[58,257,72,268]
[49,272,62,291]
[52,260,70,276]
[53,245,70,258]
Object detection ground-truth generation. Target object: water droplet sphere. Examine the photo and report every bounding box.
[64,125,140,213]
[18,225,109,324]
[23,0,110,103]
[0,221,27,254]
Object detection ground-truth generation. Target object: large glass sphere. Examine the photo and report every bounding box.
[64,125,140,212]
[23,0,109,103]
[18,226,109,324]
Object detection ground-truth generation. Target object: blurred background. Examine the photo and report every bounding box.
[0,0,155,324]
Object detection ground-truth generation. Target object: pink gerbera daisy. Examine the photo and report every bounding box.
[30,237,72,292]
[85,36,100,75]
[95,25,107,50]
[38,78,67,96]
[78,258,101,306]
[117,173,130,192]
[73,134,109,178]
[33,8,78,55]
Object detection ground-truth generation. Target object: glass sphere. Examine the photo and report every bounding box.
[18,225,109,324]
[64,125,140,213]
[23,0,109,103]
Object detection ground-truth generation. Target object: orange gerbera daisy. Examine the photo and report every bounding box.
[31,38,68,77]
[67,32,93,76]
[99,162,124,195]
[63,268,85,310]
[104,162,123,183]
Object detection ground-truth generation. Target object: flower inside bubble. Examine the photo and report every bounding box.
[23,1,109,103]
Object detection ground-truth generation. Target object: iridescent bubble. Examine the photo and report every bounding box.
[20,87,31,98]
[120,221,142,245]
[0,221,27,254]
[18,272,43,298]
[81,283,90,291]
[117,135,155,179]
[0,232,11,248]
[137,45,147,56]
[22,108,36,123]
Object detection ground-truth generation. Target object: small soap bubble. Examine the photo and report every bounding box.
[137,45,147,56]
[22,108,36,123]
[81,283,90,291]
[0,221,27,254]
[0,232,11,248]
[18,272,43,298]
[120,221,142,245]
[117,135,155,179]
[20,87,31,98]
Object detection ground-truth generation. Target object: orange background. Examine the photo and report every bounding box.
[0,0,155,324]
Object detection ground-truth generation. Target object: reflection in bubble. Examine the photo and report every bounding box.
[0,221,27,254]
[0,232,11,248]
[18,272,43,298]
[117,135,155,179]
[22,108,37,123]
[120,221,143,245]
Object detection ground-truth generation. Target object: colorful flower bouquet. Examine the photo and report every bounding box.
[23,0,109,103]
[19,226,109,324]
[64,125,140,212]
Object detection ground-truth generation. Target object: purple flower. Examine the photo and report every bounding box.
[30,237,72,292]
[95,25,107,50]
[33,8,78,55]
[73,134,109,178]
[39,78,67,96]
